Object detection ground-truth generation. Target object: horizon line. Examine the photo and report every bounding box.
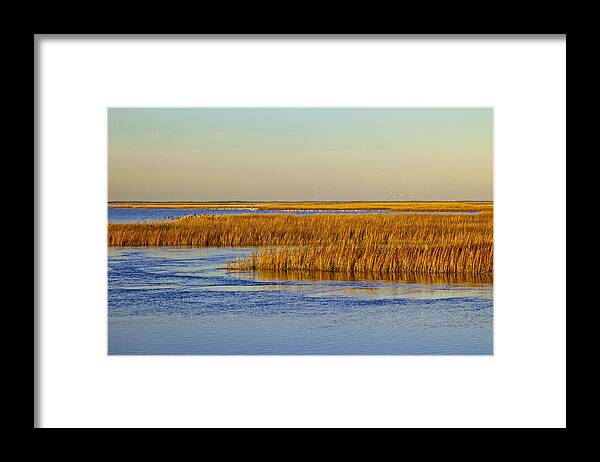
[108,199,494,203]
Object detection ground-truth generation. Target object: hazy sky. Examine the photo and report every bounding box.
[108,108,492,201]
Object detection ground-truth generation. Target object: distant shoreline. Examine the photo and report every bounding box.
[108,200,493,212]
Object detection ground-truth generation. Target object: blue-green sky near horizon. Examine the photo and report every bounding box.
[108,108,493,201]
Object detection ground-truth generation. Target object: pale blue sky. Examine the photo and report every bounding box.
[108,108,493,201]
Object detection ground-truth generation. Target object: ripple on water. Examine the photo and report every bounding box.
[108,246,493,355]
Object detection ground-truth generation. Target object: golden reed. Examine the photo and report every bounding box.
[108,212,493,276]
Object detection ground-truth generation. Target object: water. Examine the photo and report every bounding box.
[108,247,493,355]
[108,207,480,223]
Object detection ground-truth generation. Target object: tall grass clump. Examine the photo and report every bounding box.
[109,212,493,276]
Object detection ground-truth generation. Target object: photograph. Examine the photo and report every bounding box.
[107,107,494,355]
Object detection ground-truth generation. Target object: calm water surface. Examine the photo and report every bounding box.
[108,247,493,355]
[108,207,480,223]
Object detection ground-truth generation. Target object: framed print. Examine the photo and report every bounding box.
[35,35,566,428]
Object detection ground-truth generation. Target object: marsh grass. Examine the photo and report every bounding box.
[228,242,492,275]
[109,212,493,276]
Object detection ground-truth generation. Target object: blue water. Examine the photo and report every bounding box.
[108,207,480,223]
[108,247,493,355]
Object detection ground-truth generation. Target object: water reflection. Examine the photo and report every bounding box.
[236,269,493,286]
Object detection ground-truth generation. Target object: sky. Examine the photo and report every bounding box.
[108,108,493,201]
